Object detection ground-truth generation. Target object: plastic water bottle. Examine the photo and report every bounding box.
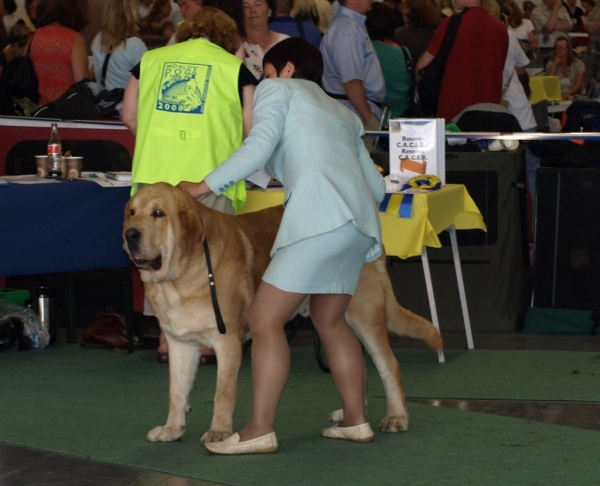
[47,123,62,178]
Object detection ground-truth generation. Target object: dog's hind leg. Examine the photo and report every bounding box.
[347,311,409,432]
[345,260,409,432]
[147,336,201,442]
[200,334,244,444]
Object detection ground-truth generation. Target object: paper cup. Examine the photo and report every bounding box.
[35,155,49,177]
[65,156,83,179]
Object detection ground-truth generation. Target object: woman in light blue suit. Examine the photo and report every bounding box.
[178,38,386,455]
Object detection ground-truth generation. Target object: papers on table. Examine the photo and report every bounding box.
[82,172,132,187]
[0,174,60,184]
[105,171,132,182]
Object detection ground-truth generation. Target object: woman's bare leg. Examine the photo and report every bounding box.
[238,282,307,442]
[310,294,367,427]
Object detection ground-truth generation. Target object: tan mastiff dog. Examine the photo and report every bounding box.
[123,182,442,444]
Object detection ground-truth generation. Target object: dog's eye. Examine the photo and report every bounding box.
[129,209,135,216]
[153,210,164,218]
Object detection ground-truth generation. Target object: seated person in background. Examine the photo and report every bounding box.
[22,0,40,31]
[139,0,176,50]
[505,0,539,58]
[91,0,147,91]
[522,0,536,19]
[29,0,89,106]
[582,0,596,17]
[546,36,585,100]
[1,0,20,33]
[366,1,411,119]
[269,0,322,47]
[394,0,440,68]
[0,23,30,77]
[167,0,203,45]
[137,0,153,22]
[530,0,572,51]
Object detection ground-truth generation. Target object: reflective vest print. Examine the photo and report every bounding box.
[156,62,211,114]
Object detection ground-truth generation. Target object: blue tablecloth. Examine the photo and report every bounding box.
[0,179,131,277]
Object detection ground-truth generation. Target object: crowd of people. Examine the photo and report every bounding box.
[1,0,596,119]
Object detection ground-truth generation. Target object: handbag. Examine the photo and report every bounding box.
[416,10,464,117]
[0,33,39,115]
[83,307,141,350]
[399,45,420,117]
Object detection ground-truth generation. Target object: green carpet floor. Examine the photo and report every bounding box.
[1,346,599,486]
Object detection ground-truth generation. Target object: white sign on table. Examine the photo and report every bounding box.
[388,118,445,185]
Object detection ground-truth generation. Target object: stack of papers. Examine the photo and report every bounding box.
[105,171,132,182]
[82,172,132,187]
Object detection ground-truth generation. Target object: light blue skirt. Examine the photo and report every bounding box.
[262,221,375,295]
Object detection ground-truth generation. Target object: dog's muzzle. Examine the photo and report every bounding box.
[124,228,162,270]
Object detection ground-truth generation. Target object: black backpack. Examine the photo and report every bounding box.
[416,11,464,117]
[562,100,600,132]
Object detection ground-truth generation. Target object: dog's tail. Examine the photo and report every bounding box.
[377,260,443,351]
[385,294,443,351]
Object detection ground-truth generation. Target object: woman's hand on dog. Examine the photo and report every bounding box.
[177,180,211,199]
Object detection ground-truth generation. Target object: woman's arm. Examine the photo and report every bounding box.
[565,71,585,99]
[528,30,539,52]
[71,35,89,82]
[121,75,139,135]
[546,58,559,75]
[415,51,434,83]
[242,84,255,138]
[177,180,212,199]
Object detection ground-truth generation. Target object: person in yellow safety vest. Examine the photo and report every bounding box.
[122,7,257,213]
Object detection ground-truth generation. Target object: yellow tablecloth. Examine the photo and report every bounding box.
[529,75,562,103]
[240,184,487,259]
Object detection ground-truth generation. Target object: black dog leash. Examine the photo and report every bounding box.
[200,223,227,335]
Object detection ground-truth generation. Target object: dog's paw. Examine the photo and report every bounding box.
[200,429,232,445]
[379,415,409,432]
[328,408,344,422]
[147,425,185,442]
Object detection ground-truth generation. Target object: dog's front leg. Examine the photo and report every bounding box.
[147,336,201,442]
[200,336,243,444]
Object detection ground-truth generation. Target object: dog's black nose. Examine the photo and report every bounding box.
[125,228,141,243]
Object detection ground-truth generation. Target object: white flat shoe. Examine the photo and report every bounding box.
[322,423,374,443]
[204,432,278,455]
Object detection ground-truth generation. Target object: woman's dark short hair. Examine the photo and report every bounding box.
[262,37,323,83]
[3,0,17,15]
[38,0,89,32]
[365,2,395,42]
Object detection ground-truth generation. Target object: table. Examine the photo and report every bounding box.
[0,116,135,175]
[240,184,487,362]
[0,179,133,345]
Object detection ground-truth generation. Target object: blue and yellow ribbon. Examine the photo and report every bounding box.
[379,193,414,218]
[400,174,442,191]
[380,175,442,219]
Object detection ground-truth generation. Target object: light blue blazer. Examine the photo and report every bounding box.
[204,78,386,262]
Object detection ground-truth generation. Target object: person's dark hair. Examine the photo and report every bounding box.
[262,37,323,83]
[3,0,17,15]
[7,23,31,47]
[365,2,395,42]
[402,0,440,28]
[204,0,245,37]
[37,0,89,32]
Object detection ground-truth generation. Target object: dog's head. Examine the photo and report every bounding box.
[123,182,203,281]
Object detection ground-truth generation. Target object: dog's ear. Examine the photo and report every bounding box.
[179,200,203,247]
[123,198,132,225]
